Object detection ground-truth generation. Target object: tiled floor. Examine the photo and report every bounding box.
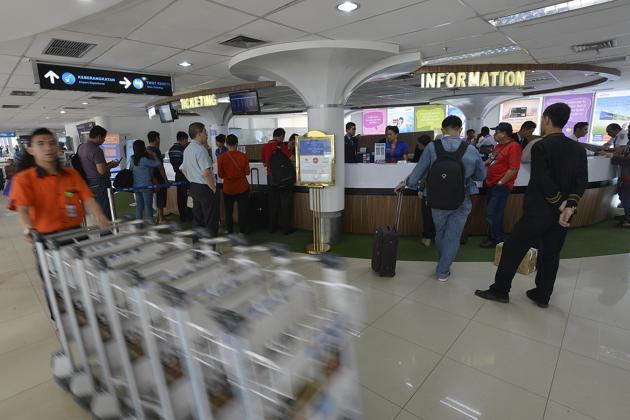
[1,203,630,420]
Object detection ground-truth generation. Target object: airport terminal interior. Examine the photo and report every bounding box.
[1,0,630,419]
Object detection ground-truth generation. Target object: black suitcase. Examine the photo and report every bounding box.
[249,168,268,231]
[371,192,403,277]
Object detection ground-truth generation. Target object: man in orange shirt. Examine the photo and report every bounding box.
[9,128,109,238]
[218,134,251,234]
[261,128,294,234]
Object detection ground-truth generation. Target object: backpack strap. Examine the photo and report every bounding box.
[434,138,468,161]
[453,141,468,161]
[434,139,446,157]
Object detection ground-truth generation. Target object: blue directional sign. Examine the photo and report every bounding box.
[36,63,173,96]
[0,131,16,137]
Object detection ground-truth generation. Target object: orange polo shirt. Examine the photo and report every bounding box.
[9,166,93,234]
[217,151,250,195]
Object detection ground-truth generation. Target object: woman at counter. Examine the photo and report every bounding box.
[385,125,409,162]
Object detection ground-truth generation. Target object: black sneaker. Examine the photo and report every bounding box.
[479,239,497,249]
[475,289,509,303]
[526,289,549,308]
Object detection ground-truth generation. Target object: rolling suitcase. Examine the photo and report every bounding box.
[371,192,403,277]
[249,167,268,231]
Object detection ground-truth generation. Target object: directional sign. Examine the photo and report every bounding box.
[35,63,173,96]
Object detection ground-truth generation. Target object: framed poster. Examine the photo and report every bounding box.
[362,108,387,135]
[415,105,446,132]
[591,90,630,143]
[542,93,594,140]
[296,131,335,187]
[499,98,542,133]
[387,107,415,133]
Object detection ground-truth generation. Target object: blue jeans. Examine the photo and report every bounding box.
[88,177,112,220]
[486,185,511,243]
[135,190,154,221]
[431,196,472,278]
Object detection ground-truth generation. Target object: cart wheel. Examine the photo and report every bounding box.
[53,375,71,392]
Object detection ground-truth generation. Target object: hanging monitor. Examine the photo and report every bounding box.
[229,90,260,115]
[158,104,174,123]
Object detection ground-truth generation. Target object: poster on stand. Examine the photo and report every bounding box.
[387,107,415,133]
[446,105,466,135]
[499,98,542,133]
[542,93,594,140]
[591,90,630,143]
[362,108,387,135]
[415,105,446,132]
[296,132,335,186]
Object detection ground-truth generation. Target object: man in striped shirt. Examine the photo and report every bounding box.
[169,131,191,222]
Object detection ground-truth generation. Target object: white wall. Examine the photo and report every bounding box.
[482,105,500,131]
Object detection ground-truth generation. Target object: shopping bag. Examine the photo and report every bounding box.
[494,242,538,275]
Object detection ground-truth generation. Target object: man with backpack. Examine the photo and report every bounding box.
[396,116,486,282]
[262,128,295,234]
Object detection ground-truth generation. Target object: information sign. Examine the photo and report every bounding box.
[296,132,335,186]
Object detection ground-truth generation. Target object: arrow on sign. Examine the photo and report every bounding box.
[44,70,59,84]
[119,77,131,89]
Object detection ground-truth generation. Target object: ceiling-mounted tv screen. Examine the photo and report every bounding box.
[158,104,174,123]
[229,90,260,115]
[147,106,156,119]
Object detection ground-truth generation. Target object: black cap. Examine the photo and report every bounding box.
[491,122,513,134]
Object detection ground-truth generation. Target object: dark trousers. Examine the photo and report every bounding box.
[486,185,511,243]
[421,197,436,239]
[88,177,112,220]
[175,171,192,222]
[189,182,219,236]
[224,191,250,234]
[490,211,568,303]
[268,178,293,233]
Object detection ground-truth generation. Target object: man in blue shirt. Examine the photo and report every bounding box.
[396,116,486,281]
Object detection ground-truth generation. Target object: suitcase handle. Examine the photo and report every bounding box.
[394,191,403,231]
[251,167,260,185]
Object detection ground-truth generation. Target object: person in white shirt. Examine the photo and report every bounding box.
[476,126,496,149]
[568,122,589,142]
[602,123,629,150]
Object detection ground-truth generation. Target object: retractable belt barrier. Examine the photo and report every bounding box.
[113,180,189,193]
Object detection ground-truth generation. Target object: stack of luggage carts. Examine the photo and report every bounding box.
[33,221,364,420]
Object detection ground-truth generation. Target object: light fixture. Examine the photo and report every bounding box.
[488,0,615,27]
[178,61,192,67]
[337,1,359,13]
[423,45,522,65]
[218,96,231,103]
[81,102,88,105]
[60,110,66,114]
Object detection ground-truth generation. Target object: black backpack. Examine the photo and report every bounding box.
[426,139,468,210]
[69,144,87,180]
[269,144,295,187]
[113,169,133,189]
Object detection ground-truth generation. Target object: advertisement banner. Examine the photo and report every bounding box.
[362,108,387,135]
[499,98,542,133]
[542,93,594,140]
[296,135,335,186]
[591,91,630,143]
[387,107,415,133]
[415,105,446,132]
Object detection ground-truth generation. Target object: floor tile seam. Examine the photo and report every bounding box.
[441,354,555,400]
[470,317,565,349]
[359,383,404,411]
[363,294,406,328]
[367,324,445,358]
[0,306,50,327]
[0,307,47,325]
[559,347,630,374]
[567,312,630,334]
[0,333,56,359]
[546,398,599,420]
[400,301,487,412]
[396,296,474,322]
[542,258,581,418]
[394,409,426,420]
[0,377,54,404]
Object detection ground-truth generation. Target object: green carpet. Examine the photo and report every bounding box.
[113,192,629,261]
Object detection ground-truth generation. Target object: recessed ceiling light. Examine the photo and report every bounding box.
[337,1,359,13]
[178,61,192,67]
[488,0,614,27]
[60,110,66,114]
[82,102,88,105]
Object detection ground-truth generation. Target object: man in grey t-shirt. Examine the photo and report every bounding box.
[78,125,119,219]
[180,122,218,236]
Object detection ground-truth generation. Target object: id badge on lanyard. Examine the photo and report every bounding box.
[65,191,78,218]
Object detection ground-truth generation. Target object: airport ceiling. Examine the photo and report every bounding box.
[1,0,630,130]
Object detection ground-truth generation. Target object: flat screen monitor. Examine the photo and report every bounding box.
[158,104,174,123]
[229,90,260,115]
[147,106,156,119]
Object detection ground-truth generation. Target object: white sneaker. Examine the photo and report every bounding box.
[438,273,450,282]
[421,238,431,247]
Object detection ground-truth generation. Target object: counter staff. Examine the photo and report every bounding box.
[476,103,588,308]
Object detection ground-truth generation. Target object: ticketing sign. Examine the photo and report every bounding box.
[35,63,173,96]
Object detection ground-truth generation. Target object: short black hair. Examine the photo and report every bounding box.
[466,129,475,134]
[417,135,432,146]
[89,125,107,139]
[147,131,160,144]
[30,127,55,143]
[273,128,286,138]
[480,126,490,135]
[176,131,188,141]
[385,125,399,135]
[573,122,589,131]
[543,103,571,129]
[442,115,463,130]
[606,123,622,132]
[521,121,537,131]
[346,122,356,130]
[215,134,226,144]
[288,133,298,142]
[188,122,205,140]
[226,134,238,146]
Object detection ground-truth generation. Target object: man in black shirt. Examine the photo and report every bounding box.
[169,131,192,222]
[344,122,359,163]
[476,103,588,308]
